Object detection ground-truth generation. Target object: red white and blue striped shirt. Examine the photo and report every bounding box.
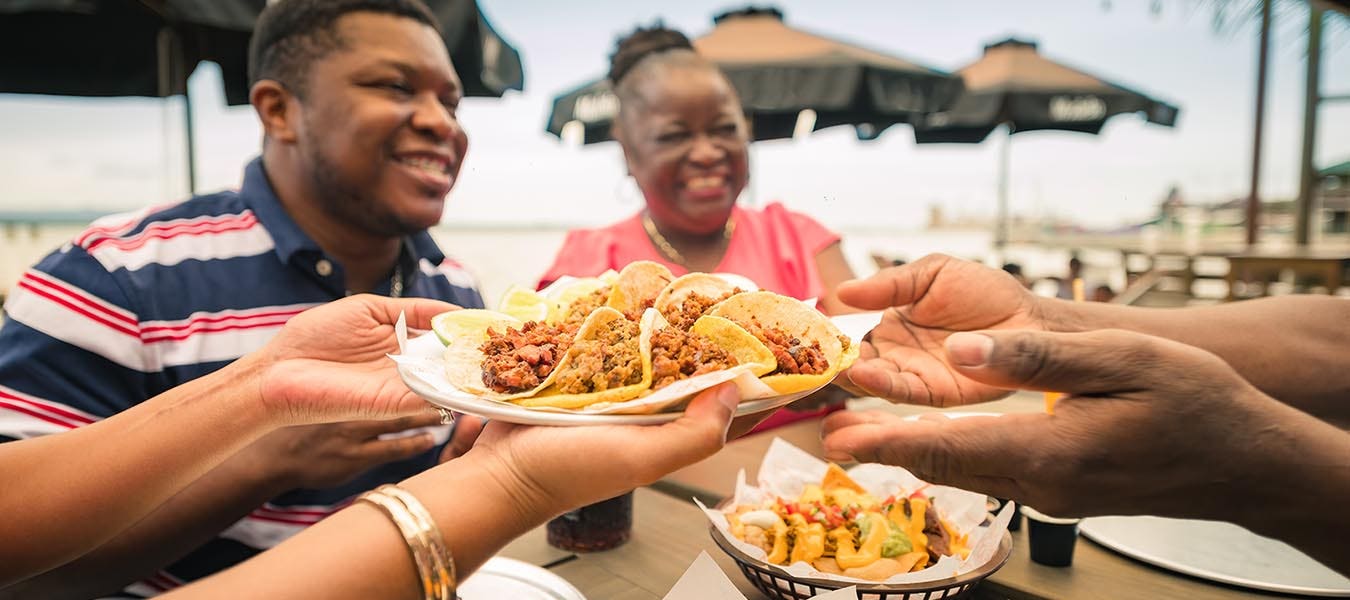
[0,158,484,596]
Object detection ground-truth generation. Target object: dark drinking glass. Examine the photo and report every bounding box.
[547,490,633,552]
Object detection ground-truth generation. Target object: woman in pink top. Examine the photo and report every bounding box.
[538,26,858,431]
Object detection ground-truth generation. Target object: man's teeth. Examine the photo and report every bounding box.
[686,176,724,191]
[398,157,447,174]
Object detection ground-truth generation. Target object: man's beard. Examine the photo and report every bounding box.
[304,138,423,238]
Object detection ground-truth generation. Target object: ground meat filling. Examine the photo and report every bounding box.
[553,318,643,395]
[561,287,610,329]
[662,290,739,330]
[479,321,574,394]
[748,319,830,375]
[649,327,739,390]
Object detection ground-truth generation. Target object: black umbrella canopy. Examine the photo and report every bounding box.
[0,0,524,104]
[912,38,1179,144]
[547,7,962,145]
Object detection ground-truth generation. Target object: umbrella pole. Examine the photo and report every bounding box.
[158,26,195,195]
[995,125,1011,261]
[1246,0,1271,247]
[1294,4,1323,247]
[184,85,197,195]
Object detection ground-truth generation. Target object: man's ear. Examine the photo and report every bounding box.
[250,80,300,144]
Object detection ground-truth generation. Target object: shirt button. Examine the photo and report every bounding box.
[315,259,334,277]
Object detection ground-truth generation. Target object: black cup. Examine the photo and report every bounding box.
[1022,506,1079,567]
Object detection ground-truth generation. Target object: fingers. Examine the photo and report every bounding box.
[836,254,952,311]
[440,415,485,462]
[355,295,460,329]
[346,411,446,438]
[843,361,934,406]
[821,411,1046,499]
[944,329,1217,396]
[357,430,440,464]
[820,409,908,435]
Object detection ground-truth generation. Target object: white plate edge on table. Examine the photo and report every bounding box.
[1079,516,1350,597]
[458,556,586,600]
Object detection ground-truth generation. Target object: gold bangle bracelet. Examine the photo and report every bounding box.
[357,487,454,600]
[381,485,457,599]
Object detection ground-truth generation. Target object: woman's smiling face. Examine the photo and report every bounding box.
[617,65,750,236]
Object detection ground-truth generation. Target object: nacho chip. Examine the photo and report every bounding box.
[821,463,868,495]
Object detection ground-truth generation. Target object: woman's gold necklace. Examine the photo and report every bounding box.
[642,213,735,268]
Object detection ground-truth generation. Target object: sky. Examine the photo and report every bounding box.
[0,0,1347,232]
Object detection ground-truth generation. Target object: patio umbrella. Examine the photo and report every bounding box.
[0,0,524,191]
[546,7,962,144]
[911,38,1180,249]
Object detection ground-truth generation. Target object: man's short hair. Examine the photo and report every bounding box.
[248,0,441,97]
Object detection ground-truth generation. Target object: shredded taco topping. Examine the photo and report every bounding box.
[478,321,575,393]
[649,327,739,390]
[554,318,642,394]
[748,319,829,375]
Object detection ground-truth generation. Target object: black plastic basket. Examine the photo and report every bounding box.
[709,525,1012,600]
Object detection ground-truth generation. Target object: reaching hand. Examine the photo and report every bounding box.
[466,383,740,516]
[837,254,1049,406]
[822,328,1299,520]
[249,295,459,425]
[234,413,447,491]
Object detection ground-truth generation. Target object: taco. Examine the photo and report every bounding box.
[545,277,612,330]
[440,310,579,400]
[708,292,859,395]
[605,261,674,321]
[516,306,654,409]
[653,273,745,330]
[646,309,776,391]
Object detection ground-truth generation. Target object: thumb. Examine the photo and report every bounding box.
[836,254,954,311]
[359,295,460,330]
[645,383,739,474]
[944,328,1212,396]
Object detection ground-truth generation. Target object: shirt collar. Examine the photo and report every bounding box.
[238,157,446,267]
[238,157,319,265]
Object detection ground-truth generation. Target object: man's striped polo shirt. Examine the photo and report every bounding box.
[0,158,484,596]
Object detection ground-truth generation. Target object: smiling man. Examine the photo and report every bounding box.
[0,1,485,597]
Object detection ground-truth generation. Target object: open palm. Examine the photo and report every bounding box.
[254,295,460,424]
[839,255,1049,406]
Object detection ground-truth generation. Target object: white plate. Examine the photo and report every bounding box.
[392,311,882,427]
[1080,516,1350,596]
[459,556,586,600]
[402,364,812,426]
